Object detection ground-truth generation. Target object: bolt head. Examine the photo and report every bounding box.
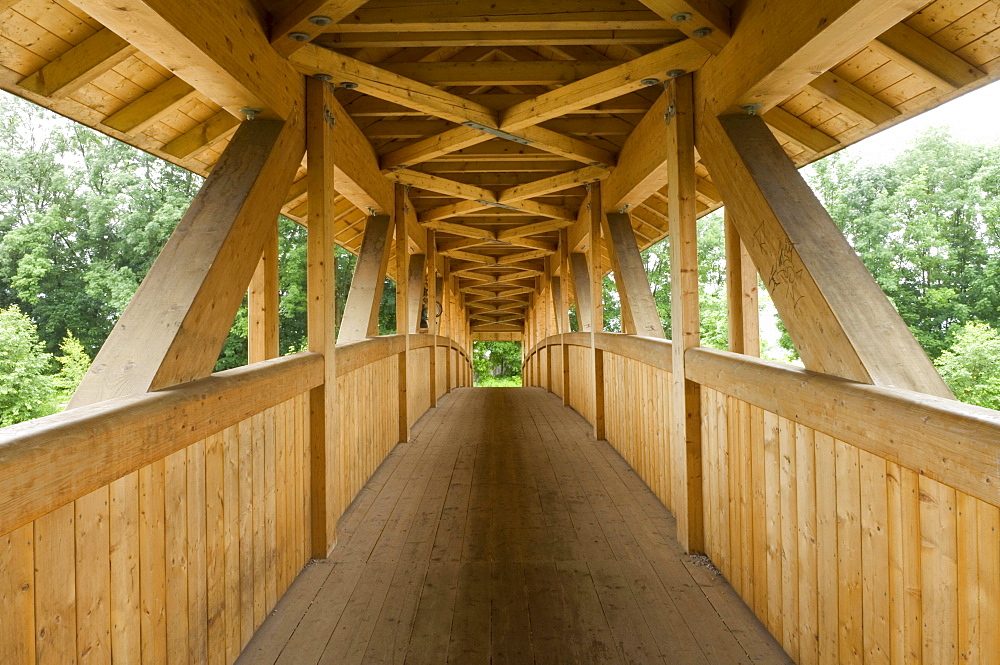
[288,31,311,41]
[693,27,713,38]
[308,15,333,26]
[667,69,686,78]
[641,78,659,87]
[341,81,359,90]
[239,107,262,119]
[741,103,762,115]
[313,73,333,81]
[671,12,692,22]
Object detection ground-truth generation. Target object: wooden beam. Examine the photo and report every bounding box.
[387,169,496,203]
[699,112,952,397]
[498,166,608,203]
[760,106,839,154]
[602,90,671,211]
[270,0,371,57]
[305,77,338,556]
[290,44,497,127]
[395,182,410,441]
[497,219,574,240]
[427,230,438,405]
[603,211,664,338]
[161,110,240,160]
[725,210,759,356]
[871,23,984,90]
[697,0,928,115]
[325,91,395,214]
[806,72,899,128]
[70,116,304,407]
[590,183,605,332]
[421,220,494,240]
[380,126,492,171]
[379,60,625,87]
[571,253,593,332]
[19,28,136,98]
[103,77,198,134]
[248,219,280,362]
[635,0,731,53]
[515,125,616,167]
[72,0,303,120]
[407,253,427,333]
[666,74,702,553]
[318,29,674,49]
[337,213,394,342]
[500,40,710,131]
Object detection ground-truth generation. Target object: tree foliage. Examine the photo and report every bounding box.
[473,341,521,384]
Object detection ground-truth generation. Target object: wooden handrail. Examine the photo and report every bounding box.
[0,352,324,537]
[524,332,673,372]
[687,347,1000,507]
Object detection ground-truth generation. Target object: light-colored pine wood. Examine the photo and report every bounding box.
[18,27,135,98]
[71,116,305,405]
[337,213,393,343]
[724,211,760,356]
[71,0,303,120]
[602,211,664,338]
[306,77,339,557]
[249,219,280,363]
[699,112,952,396]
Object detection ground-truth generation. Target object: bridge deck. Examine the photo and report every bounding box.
[236,387,791,665]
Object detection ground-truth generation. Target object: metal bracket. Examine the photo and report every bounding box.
[323,105,336,129]
[476,199,523,212]
[664,101,676,125]
[462,122,533,146]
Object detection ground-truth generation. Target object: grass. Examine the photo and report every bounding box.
[474,375,522,387]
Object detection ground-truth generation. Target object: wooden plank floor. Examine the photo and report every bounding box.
[236,387,793,665]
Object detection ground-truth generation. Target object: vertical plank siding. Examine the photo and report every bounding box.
[1,335,472,665]
[525,334,1000,665]
[0,395,311,665]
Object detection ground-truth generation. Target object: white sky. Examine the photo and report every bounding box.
[838,79,1000,163]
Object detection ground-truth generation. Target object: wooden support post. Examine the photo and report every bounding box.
[560,229,571,406]
[427,230,438,407]
[667,74,703,553]
[571,253,593,333]
[306,78,338,557]
[699,112,952,397]
[248,219,279,363]
[444,261,453,394]
[603,211,665,338]
[337,213,393,343]
[71,116,304,407]
[725,210,760,356]
[407,253,426,334]
[395,183,410,443]
[590,183,606,439]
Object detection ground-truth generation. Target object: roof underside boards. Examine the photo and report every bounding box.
[1,0,999,332]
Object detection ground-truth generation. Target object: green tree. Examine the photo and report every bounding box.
[52,331,91,402]
[473,341,522,384]
[934,321,1000,409]
[0,305,57,425]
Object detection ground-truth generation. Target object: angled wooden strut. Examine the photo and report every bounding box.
[603,211,665,338]
[338,213,394,343]
[699,112,952,397]
[70,116,304,408]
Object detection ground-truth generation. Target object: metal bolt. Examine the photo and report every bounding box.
[341,81,359,89]
[693,27,713,38]
[239,107,261,120]
[288,31,311,41]
[308,15,333,26]
[671,12,692,22]
[741,103,762,116]
[313,73,333,81]
[641,78,659,87]
[667,69,686,78]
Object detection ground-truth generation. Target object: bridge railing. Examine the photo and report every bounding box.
[0,333,470,664]
[525,332,1000,665]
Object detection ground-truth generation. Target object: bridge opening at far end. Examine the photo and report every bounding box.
[472,340,522,387]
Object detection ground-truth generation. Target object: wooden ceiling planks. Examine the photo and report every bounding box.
[0,0,998,328]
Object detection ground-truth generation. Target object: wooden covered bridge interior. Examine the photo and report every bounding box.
[1,0,1000,663]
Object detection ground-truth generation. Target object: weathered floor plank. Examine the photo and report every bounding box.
[237,387,792,665]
